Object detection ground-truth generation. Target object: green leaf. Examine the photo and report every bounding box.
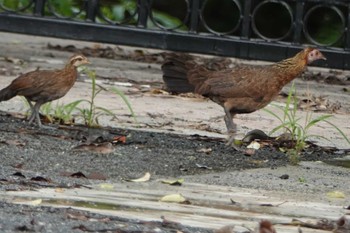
[324,120,350,145]
[109,87,137,123]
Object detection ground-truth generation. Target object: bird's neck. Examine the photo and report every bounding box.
[272,52,308,86]
[64,64,76,70]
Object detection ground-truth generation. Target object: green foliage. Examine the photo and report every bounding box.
[100,0,137,23]
[78,67,136,127]
[77,68,112,127]
[109,86,137,123]
[99,0,186,30]
[40,100,83,124]
[148,10,187,30]
[264,82,349,164]
[47,0,83,17]
[298,177,306,183]
[0,0,30,10]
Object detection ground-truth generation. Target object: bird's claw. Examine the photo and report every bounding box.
[226,135,242,151]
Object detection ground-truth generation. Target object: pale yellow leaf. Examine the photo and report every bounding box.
[99,183,115,190]
[161,178,184,186]
[126,172,151,182]
[26,199,42,206]
[55,188,65,193]
[327,191,345,199]
[247,141,261,150]
[160,193,187,203]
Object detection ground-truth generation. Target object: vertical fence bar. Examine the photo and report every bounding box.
[86,0,99,22]
[293,1,304,45]
[241,0,252,39]
[346,3,350,50]
[33,0,46,16]
[189,0,201,33]
[137,0,149,28]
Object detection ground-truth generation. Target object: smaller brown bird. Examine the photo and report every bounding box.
[162,48,326,147]
[0,54,90,127]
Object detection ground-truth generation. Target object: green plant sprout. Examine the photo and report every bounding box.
[264,81,350,164]
[78,67,137,127]
[40,100,83,124]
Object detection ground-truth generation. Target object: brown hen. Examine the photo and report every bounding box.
[0,54,90,127]
[162,48,326,147]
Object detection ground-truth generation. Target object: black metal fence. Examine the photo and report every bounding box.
[0,0,350,69]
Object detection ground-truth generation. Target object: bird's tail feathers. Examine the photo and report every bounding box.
[0,86,15,102]
[161,53,195,93]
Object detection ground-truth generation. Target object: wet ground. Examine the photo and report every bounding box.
[0,32,349,232]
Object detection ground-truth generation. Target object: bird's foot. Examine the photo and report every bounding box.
[27,118,57,130]
[225,135,242,151]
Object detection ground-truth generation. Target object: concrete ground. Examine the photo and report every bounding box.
[0,32,349,232]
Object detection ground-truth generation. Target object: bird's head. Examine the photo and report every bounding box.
[304,48,326,64]
[68,54,90,67]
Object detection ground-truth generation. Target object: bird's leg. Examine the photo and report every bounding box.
[224,108,235,134]
[25,97,36,122]
[223,107,239,149]
[28,102,42,128]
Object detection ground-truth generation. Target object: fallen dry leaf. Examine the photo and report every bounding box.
[247,141,261,150]
[125,172,151,182]
[161,178,184,186]
[4,139,26,146]
[23,199,42,206]
[195,163,212,170]
[196,148,212,154]
[150,88,170,95]
[112,135,126,144]
[55,188,65,193]
[66,212,89,221]
[244,148,256,156]
[99,183,114,190]
[72,142,114,154]
[30,176,50,182]
[327,190,345,199]
[12,163,24,169]
[12,172,26,178]
[60,171,87,179]
[160,193,187,203]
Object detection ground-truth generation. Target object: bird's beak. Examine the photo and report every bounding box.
[319,52,327,60]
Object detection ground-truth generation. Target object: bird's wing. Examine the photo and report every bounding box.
[195,67,267,100]
[10,70,58,96]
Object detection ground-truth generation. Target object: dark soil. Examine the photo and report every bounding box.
[0,110,345,188]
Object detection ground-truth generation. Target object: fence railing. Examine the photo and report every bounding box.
[0,0,350,69]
